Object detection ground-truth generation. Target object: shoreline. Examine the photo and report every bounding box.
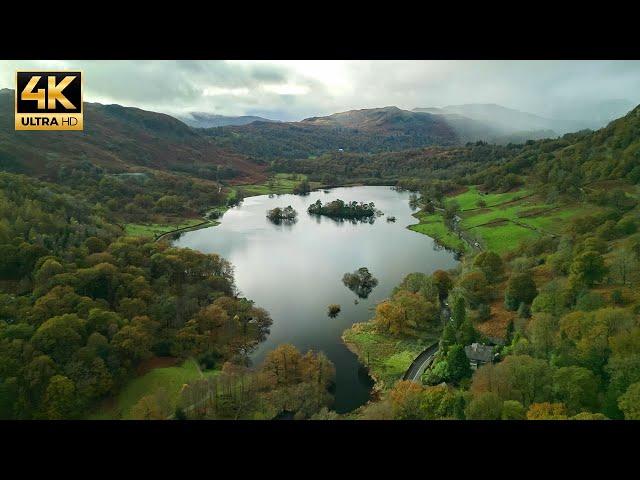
[341,324,386,395]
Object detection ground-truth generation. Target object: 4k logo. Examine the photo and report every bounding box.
[15,71,83,130]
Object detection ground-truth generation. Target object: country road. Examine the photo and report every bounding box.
[402,303,451,382]
[403,342,439,382]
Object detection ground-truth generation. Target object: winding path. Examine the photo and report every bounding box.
[403,342,439,382]
[402,303,451,382]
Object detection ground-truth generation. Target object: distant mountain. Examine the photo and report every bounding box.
[0,89,265,182]
[178,112,279,128]
[301,106,461,137]
[204,106,465,160]
[302,106,555,145]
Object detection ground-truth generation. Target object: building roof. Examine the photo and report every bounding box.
[464,343,494,363]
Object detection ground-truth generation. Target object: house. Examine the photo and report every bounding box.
[464,343,495,369]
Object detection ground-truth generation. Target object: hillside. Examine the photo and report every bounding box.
[471,103,640,196]
[0,89,266,183]
[203,106,475,161]
[177,112,279,128]
[301,106,497,143]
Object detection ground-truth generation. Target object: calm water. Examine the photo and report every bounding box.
[173,186,458,412]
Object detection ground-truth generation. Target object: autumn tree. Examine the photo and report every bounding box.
[432,270,453,298]
[389,380,425,420]
[526,402,568,420]
[261,344,303,386]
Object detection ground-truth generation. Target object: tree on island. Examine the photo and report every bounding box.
[308,199,379,220]
[342,267,379,299]
[266,206,298,224]
[327,304,341,318]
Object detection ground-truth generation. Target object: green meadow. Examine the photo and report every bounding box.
[123,218,209,238]
[412,185,592,254]
[89,358,219,420]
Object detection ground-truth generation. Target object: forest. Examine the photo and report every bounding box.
[343,105,640,420]
[0,172,335,419]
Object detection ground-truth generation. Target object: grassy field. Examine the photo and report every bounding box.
[342,321,438,391]
[89,358,219,419]
[472,222,540,252]
[450,187,596,253]
[447,185,532,211]
[234,173,323,197]
[410,185,594,254]
[124,218,210,238]
[408,211,469,253]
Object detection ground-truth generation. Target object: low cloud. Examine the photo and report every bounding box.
[1,60,638,122]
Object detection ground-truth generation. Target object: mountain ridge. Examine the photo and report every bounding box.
[177,112,279,128]
[0,89,266,183]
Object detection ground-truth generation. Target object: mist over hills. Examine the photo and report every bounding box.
[413,101,637,136]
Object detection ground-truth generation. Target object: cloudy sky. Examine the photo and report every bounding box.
[1,60,639,121]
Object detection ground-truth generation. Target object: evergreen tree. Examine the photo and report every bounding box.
[446,345,472,382]
[457,318,477,346]
[451,296,466,329]
[441,322,457,351]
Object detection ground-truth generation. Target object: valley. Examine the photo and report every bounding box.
[1,74,640,420]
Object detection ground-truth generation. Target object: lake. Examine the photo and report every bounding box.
[173,186,459,412]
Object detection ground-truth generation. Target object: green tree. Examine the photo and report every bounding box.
[432,270,453,298]
[527,313,559,358]
[473,251,504,282]
[451,296,466,329]
[505,271,538,310]
[459,271,490,308]
[569,249,607,288]
[446,344,472,382]
[618,382,640,420]
[501,400,526,420]
[31,314,86,364]
[440,323,457,350]
[43,375,77,419]
[552,366,600,415]
[457,319,477,346]
[465,392,503,420]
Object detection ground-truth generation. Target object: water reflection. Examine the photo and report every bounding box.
[173,186,459,412]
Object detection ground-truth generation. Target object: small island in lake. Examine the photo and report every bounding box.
[342,267,379,299]
[266,205,298,224]
[327,304,341,318]
[307,199,379,219]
